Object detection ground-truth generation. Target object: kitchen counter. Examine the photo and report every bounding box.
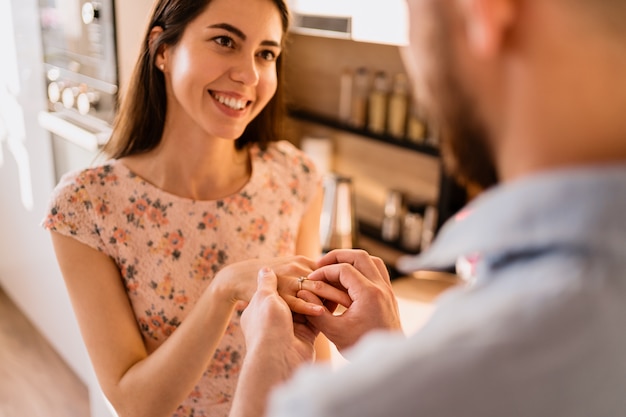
[329,271,461,367]
[392,271,460,335]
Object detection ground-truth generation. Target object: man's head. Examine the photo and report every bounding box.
[402,0,626,188]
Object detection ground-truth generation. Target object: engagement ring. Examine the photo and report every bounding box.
[297,276,307,291]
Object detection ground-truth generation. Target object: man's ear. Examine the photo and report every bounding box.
[459,0,517,58]
[149,26,168,70]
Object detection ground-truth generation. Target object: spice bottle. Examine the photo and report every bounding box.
[338,67,353,124]
[406,103,426,144]
[401,204,424,253]
[387,73,409,138]
[368,71,389,134]
[350,67,370,129]
[381,190,403,242]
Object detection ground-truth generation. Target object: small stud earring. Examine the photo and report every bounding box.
[159,64,165,71]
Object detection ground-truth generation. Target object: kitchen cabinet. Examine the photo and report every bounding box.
[289,0,409,46]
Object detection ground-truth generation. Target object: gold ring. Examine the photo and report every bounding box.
[297,276,306,291]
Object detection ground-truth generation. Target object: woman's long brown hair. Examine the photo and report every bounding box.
[104,0,290,159]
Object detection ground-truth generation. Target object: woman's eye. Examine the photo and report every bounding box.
[213,36,235,48]
[258,50,277,61]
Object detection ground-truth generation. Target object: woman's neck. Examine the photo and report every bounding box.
[121,133,252,201]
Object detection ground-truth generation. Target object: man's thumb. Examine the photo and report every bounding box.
[257,266,278,293]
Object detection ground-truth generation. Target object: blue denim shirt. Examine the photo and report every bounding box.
[269,165,626,417]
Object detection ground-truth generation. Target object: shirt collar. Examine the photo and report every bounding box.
[397,164,626,275]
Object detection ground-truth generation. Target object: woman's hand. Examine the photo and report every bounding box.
[212,256,352,316]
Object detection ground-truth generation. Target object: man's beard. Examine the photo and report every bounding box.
[418,1,499,190]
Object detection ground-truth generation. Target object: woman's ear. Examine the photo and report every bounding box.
[149,26,167,71]
[460,0,517,58]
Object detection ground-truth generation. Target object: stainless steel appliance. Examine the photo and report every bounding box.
[320,174,358,252]
[37,0,118,181]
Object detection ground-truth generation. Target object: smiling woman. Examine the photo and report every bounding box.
[107,0,289,159]
[39,0,338,417]
[146,1,284,149]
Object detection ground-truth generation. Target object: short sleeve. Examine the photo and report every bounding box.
[274,140,322,211]
[41,169,106,253]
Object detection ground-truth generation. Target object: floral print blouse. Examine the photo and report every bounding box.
[42,140,320,417]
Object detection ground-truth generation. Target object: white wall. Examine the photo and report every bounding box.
[0,1,113,416]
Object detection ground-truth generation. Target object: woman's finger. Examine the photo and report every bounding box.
[271,255,317,276]
[285,295,325,316]
[299,278,352,308]
[297,290,341,316]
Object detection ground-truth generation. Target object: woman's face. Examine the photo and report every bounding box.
[160,0,283,141]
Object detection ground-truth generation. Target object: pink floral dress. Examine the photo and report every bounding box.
[42,140,320,417]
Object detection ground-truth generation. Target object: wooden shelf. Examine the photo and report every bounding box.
[289,109,466,278]
[288,108,440,158]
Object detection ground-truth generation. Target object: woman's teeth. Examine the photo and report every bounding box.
[211,92,247,110]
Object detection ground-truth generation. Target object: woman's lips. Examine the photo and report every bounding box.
[209,91,251,111]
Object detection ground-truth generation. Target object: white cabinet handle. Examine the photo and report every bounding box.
[37,111,111,152]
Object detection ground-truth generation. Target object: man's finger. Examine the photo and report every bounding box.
[307,263,370,301]
[257,266,278,294]
[316,250,388,284]
[371,256,391,282]
[317,249,371,268]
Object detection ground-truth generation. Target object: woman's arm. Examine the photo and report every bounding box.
[50,232,237,417]
[50,232,334,417]
[52,232,244,417]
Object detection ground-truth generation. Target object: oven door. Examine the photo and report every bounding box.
[38,0,117,85]
[37,110,110,182]
[39,0,118,125]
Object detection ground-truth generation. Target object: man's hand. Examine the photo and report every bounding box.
[304,250,403,352]
[241,267,319,362]
[233,267,320,417]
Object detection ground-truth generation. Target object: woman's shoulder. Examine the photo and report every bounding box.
[42,160,125,242]
[256,140,318,178]
[51,160,126,200]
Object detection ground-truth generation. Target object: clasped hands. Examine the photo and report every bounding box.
[241,250,403,358]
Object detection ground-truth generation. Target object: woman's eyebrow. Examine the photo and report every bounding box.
[207,22,281,47]
[208,23,247,40]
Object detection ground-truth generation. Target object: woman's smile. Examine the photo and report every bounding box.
[209,90,252,113]
[158,0,283,140]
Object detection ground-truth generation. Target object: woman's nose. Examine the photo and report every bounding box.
[230,54,260,86]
